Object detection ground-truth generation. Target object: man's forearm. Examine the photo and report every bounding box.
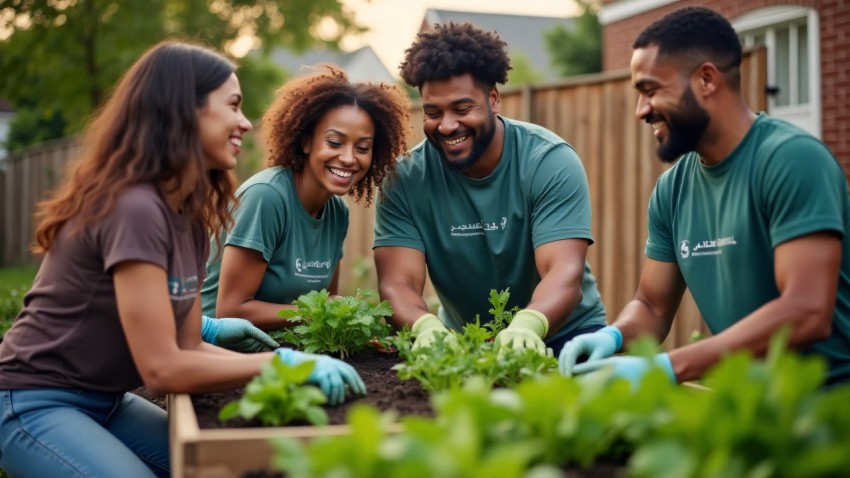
[611,298,675,347]
[526,273,583,337]
[380,281,432,329]
[668,295,832,382]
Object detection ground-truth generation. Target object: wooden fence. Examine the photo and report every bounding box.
[0,47,767,349]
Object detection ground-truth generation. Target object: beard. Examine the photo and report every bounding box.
[652,86,710,163]
[428,104,497,171]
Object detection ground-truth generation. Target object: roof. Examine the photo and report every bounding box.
[422,9,575,80]
[268,45,396,84]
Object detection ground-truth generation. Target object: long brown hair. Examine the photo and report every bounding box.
[33,41,237,252]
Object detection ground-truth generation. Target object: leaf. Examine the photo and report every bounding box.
[303,406,329,426]
[238,399,264,419]
[276,289,394,357]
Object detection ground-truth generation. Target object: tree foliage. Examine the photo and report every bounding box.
[545,0,602,78]
[0,0,362,151]
[506,50,543,86]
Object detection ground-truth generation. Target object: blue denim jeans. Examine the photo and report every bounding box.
[0,388,169,477]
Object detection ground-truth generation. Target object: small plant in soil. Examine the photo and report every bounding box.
[219,355,328,426]
[275,288,393,359]
[271,334,850,478]
[390,288,557,392]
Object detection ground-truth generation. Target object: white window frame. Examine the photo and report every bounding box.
[733,6,821,138]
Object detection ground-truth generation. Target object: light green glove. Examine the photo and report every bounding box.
[200,316,279,353]
[494,309,549,354]
[411,313,456,350]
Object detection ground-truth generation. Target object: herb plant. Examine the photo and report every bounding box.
[219,355,328,426]
[273,336,850,478]
[391,289,557,392]
[277,288,393,359]
[481,287,519,336]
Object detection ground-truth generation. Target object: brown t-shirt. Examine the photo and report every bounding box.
[0,184,209,392]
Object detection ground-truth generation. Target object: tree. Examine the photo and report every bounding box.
[544,0,602,78]
[507,50,544,86]
[0,0,362,151]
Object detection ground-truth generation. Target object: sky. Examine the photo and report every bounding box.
[339,0,581,75]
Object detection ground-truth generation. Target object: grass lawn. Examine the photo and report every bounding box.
[0,264,38,337]
[0,264,38,290]
[0,265,37,477]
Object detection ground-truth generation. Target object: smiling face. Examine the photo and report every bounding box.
[631,46,710,163]
[421,73,500,173]
[198,73,252,171]
[301,105,375,200]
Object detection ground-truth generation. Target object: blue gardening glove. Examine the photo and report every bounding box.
[200,316,279,353]
[571,353,676,389]
[274,348,367,406]
[412,313,456,350]
[494,309,549,355]
[558,325,623,376]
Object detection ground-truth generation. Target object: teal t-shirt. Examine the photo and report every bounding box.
[646,114,850,384]
[201,167,348,316]
[374,116,606,343]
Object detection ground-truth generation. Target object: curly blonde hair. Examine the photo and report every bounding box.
[262,65,411,206]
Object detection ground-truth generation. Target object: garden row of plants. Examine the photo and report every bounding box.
[216,287,850,477]
[272,335,850,477]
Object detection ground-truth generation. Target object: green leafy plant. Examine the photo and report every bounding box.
[273,335,850,478]
[219,355,328,426]
[276,288,393,359]
[390,289,557,392]
[481,287,519,336]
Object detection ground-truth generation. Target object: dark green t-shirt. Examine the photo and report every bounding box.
[202,167,348,316]
[646,114,850,384]
[374,117,606,343]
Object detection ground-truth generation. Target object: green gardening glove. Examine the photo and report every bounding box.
[200,316,280,353]
[494,309,549,355]
[411,313,456,350]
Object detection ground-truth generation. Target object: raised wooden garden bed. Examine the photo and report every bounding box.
[168,352,424,478]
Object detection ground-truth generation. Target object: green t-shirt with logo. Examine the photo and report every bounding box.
[201,167,348,316]
[374,116,606,343]
[646,114,850,384]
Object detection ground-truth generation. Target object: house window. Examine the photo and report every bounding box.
[733,7,820,138]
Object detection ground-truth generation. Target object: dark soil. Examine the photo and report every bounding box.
[191,351,431,428]
[131,386,166,410]
[134,351,627,478]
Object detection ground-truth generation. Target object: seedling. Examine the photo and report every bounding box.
[390,288,557,392]
[219,355,328,426]
[276,288,393,359]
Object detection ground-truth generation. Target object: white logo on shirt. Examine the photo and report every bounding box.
[450,217,508,237]
[680,236,738,259]
[295,257,332,273]
[167,275,198,300]
[294,257,332,284]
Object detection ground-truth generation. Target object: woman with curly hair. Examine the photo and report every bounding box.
[0,42,366,478]
[201,64,410,330]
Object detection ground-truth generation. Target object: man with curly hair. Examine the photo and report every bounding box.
[559,7,850,387]
[374,23,607,355]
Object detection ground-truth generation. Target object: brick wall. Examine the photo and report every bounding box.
[603,0,849,173]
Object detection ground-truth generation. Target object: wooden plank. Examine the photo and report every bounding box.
[168,393,402,478]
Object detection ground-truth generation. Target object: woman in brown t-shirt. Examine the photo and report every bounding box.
[0,40,365,478]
